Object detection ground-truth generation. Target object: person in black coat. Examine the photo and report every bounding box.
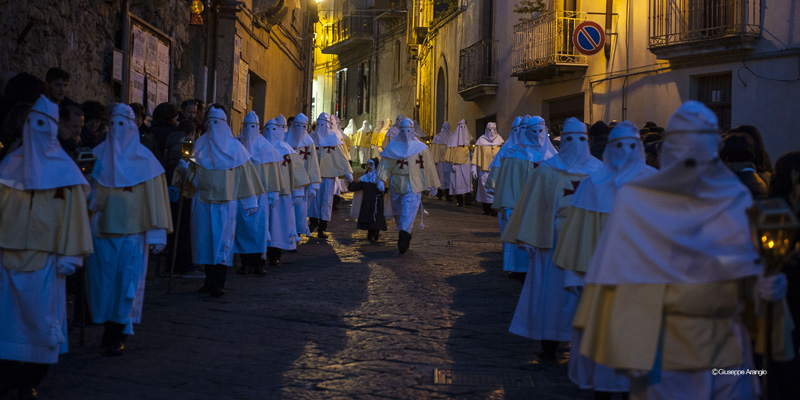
[348,158,387,241]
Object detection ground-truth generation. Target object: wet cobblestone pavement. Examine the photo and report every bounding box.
[47,195,592,400]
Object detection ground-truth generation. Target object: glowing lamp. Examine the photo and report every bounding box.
[190,0,204,25]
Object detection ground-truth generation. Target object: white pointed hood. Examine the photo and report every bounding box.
[92,103,165,187]
[193,106,251,170]
[571,120,656,213]
[544,117,601,175]
[287,112,314,148]
[508,115,558,163]
[413,120,426,138]
[0,95,88,191]
[263,118,295,156]
[488,116,524,169]
[381,118,428,159]
[476,122,504,146]
[312,112,342,147]
[586,101,760,285]
[358,120,370,133]
[447,119,472,147]
[239,111,282,164]
[384,115,404,142]
[343,119,356,137]
[432,122,451,145]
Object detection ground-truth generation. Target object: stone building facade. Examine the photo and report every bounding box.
[1,0,315,129]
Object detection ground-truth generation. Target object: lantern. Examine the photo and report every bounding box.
[180,137,194,161]
[747,197,799,275]
[75,147,97,175]
[190,0,204,26]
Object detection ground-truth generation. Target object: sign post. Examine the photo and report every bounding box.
[572,21,606,56]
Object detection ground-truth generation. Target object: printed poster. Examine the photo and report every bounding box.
[145,32,158,78]
[131,26,145,72]
[157,42,170,84]
[130,69,145,105]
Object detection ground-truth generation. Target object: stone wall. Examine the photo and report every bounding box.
[0,0,194,105]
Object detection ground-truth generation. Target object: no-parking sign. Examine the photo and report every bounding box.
[572,21,605,56]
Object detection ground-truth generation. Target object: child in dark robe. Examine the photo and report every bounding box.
[348,158,387,241]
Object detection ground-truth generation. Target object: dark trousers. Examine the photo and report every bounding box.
[0,360,49,390]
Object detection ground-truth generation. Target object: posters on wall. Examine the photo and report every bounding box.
[113,50,123,82]
[146,76,158,116]
[131,26,145,72]
[238,61,249,109]
[157,42,169,84]
[130,70,145,105]
[157,81,169,106]
[145,33,158,78]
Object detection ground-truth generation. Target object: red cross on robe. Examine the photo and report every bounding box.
[416,155,425,168]
[323,146,336,154]
[563,180,581,197]
[282,154,292,166]
[396,159,409,169]
[299,146,311,160]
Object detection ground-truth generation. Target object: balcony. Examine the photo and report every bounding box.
[458,39,498,101]
[511,11,588,82]
[649,0,761,61]
[320,13,376,55]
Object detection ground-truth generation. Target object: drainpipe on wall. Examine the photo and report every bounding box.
[604,0,612,60]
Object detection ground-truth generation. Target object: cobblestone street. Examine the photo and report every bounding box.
[49,196,591,400]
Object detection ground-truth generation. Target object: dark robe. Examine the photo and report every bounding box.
[348,180,387,231]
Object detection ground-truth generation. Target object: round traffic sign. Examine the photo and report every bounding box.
[572,21,605,56]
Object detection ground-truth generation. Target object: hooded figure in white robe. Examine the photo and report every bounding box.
[371,118,391,158]
[286,113,321,240]
[344,118,358,161]
[493,116,557,273]
[574,101,793,400]
[86,103,173,356]
[263,118,309,265]
[377,118,440,253]
[330,115,350,197]
[308,113,353,237]
[233,111,282,276]
[353,120,372,166]
[551,121,655,394]
[431,122,452,195]
[381,114,405,148]
[0,95,92,394]
[179,106,263,297]
[473,122,504,211]
[502,117,601,357]
[445,119,473,202]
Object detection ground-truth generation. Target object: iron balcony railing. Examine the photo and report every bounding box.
[321,13,376,49]
[649,0,761,48]
[458,39,498,92]
[511,10,587,75]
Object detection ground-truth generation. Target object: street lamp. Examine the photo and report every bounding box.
[190,0,205,25]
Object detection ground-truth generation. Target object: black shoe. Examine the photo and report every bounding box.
[16,387,38,400]
[253,265,266,276]
[198,285,210,293]
[398,230,411,254]
[236,266,250,275]
[210,288,225,298]
[105,342,125,357]
[308,217,319,232]
[268,259,279,266]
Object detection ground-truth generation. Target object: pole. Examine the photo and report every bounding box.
[167,175,187,294]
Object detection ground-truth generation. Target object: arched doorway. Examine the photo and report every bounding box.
[435,66,447,132]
